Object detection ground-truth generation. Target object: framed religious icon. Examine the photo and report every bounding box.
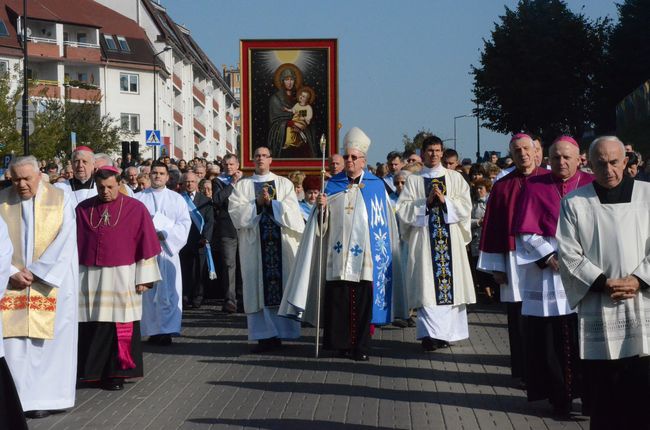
[240,39,338,170]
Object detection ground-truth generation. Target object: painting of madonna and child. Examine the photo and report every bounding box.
[241,39,338,169]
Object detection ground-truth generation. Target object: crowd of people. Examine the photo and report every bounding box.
[0,129,648,429]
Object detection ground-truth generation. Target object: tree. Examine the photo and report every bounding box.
[472,0,609,143]
[0,65,24,156]
[402,128,433,153]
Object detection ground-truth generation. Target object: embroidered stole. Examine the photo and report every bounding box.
[255,180,283,307]
[0,183,64,339]
[425,176,454,305]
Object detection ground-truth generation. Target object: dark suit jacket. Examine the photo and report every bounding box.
[212,177,237,239]
[180,192,214,255]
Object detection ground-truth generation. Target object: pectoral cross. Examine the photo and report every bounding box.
[101,209,111,226]
[344,203,355,215]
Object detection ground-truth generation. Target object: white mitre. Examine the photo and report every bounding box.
[344,127,371,155]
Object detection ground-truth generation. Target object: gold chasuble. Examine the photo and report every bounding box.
[0,182,64,339]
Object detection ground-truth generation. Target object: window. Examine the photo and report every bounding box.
[120,113,139,133]
[0,60,8,74]
[63,32,69,42]
[0,20,8,38]
[77,72,88,82]
[77,33,87,44]
[103,34,117,50]
[116,36,130,52]
[120,73,138,93]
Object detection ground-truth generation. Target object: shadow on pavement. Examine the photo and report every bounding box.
[187,418,403,429]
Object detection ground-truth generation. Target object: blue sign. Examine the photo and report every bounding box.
[71,131,77,147]
[145,130,162,146]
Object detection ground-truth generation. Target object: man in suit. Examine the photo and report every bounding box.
[179,171,214,309]
[212,154,244,313]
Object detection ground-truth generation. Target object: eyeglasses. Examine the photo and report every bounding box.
[343,154,364,161]
[254,154,271,159]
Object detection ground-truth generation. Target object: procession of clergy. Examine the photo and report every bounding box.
[0,126,648,430]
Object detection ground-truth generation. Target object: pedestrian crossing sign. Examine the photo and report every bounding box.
[145,130,162,146]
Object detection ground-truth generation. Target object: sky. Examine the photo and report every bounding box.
[162,0,619,164]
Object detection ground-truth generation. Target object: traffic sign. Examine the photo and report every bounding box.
[15,101,35,119]
[3,154,12,168]
[145,130,162,146]
[15,118,34,136]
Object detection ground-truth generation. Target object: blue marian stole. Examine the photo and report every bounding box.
[326,170,393,325]
[424,176,453,305]
[254,180,283,307]
[182,192,216,279]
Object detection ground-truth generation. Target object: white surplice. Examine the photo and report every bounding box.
[0,218,13,358]
[3,188,79,412]
[135,187,191,336]
[557,181,650,360]
[396,166,475,341]
[55,179,134,207]
[228,172,304,340]
[515,234,572,317]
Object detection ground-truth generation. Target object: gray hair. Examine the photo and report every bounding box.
[9,155,39,173]
[94,153,114,167]
[509,134,535,151]
[394,170,412,181]
[588,136,625,161]
[125,166,138,175]
[72,148,93,160]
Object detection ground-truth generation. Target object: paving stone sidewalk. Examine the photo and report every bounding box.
[29,303,589,429]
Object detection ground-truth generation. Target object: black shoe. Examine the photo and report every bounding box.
[407,317,416,327]
[352,352,369,361]
[101,378,124,391]
[435,339,450,348]
[193,296,203,309]
[147,334,161,344]
[421,337,437,352]
[25,410,50,419]
[250,338,273,353]
[222,301,237,314]
[157,334,172,346]
[392,319,408,328]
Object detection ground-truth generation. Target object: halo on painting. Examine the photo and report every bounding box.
[273,63,303,90]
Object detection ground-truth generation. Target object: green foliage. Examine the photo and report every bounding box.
[0,67,126,159]
[0,65,24,156]
[472,0,609,142]
[402,128,433,152]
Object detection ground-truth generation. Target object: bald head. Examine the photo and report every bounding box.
[589,136,627,189]
[180,171,198,193]
[549,140,580,180]
[328,154,344,176]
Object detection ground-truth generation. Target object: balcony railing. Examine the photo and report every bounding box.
[64,44,101,62]
[212,99,219,112]
[27,36,57,44]
[28,79,60,98]
[64,40,100,49]
[28,38,60,58]
[173,73,182,90]
[65,83,101,101]
[193,118,206,137]
[173,109,183,126]
[192,85,205,105]
[213,130,220,141]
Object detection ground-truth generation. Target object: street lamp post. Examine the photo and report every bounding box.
[453,114,473,151]
[21,0,29,155]
[152,46,171,160]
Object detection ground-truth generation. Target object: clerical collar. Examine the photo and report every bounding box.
[252,172,273,182]
[593,175,634,204]
[71,177,94,189]
[421,164,444,174]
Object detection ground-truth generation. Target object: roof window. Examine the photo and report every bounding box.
[103,34,117,50]
[0,20,9,37]
[116,36,130,52]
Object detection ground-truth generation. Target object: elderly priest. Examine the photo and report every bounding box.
[557,136,650,429]
[76,166,161,391]
[281,127,406,361]
[0,155,78,419]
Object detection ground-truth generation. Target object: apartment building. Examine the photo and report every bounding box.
[96,0,239,160]
[0,0,238,160]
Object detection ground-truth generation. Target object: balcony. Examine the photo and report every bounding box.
[193,118,206,137]
[226,141,233,152]
[173,73,182,90]
[212,99,219,112]
[65,82,101,101]
[213,130,220,141]
[225,112,233,126]
[28,79,60,98]
[192,85,205,105]
[173,109,183,126]
[64,42,101,62]
[28,37,60,59]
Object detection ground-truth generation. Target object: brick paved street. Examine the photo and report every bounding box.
[29,304,589,430]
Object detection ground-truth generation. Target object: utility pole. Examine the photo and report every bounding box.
[475,100,481,162]
[22,0,29,155]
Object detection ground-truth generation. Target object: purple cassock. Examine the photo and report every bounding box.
[513,170,594,237]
